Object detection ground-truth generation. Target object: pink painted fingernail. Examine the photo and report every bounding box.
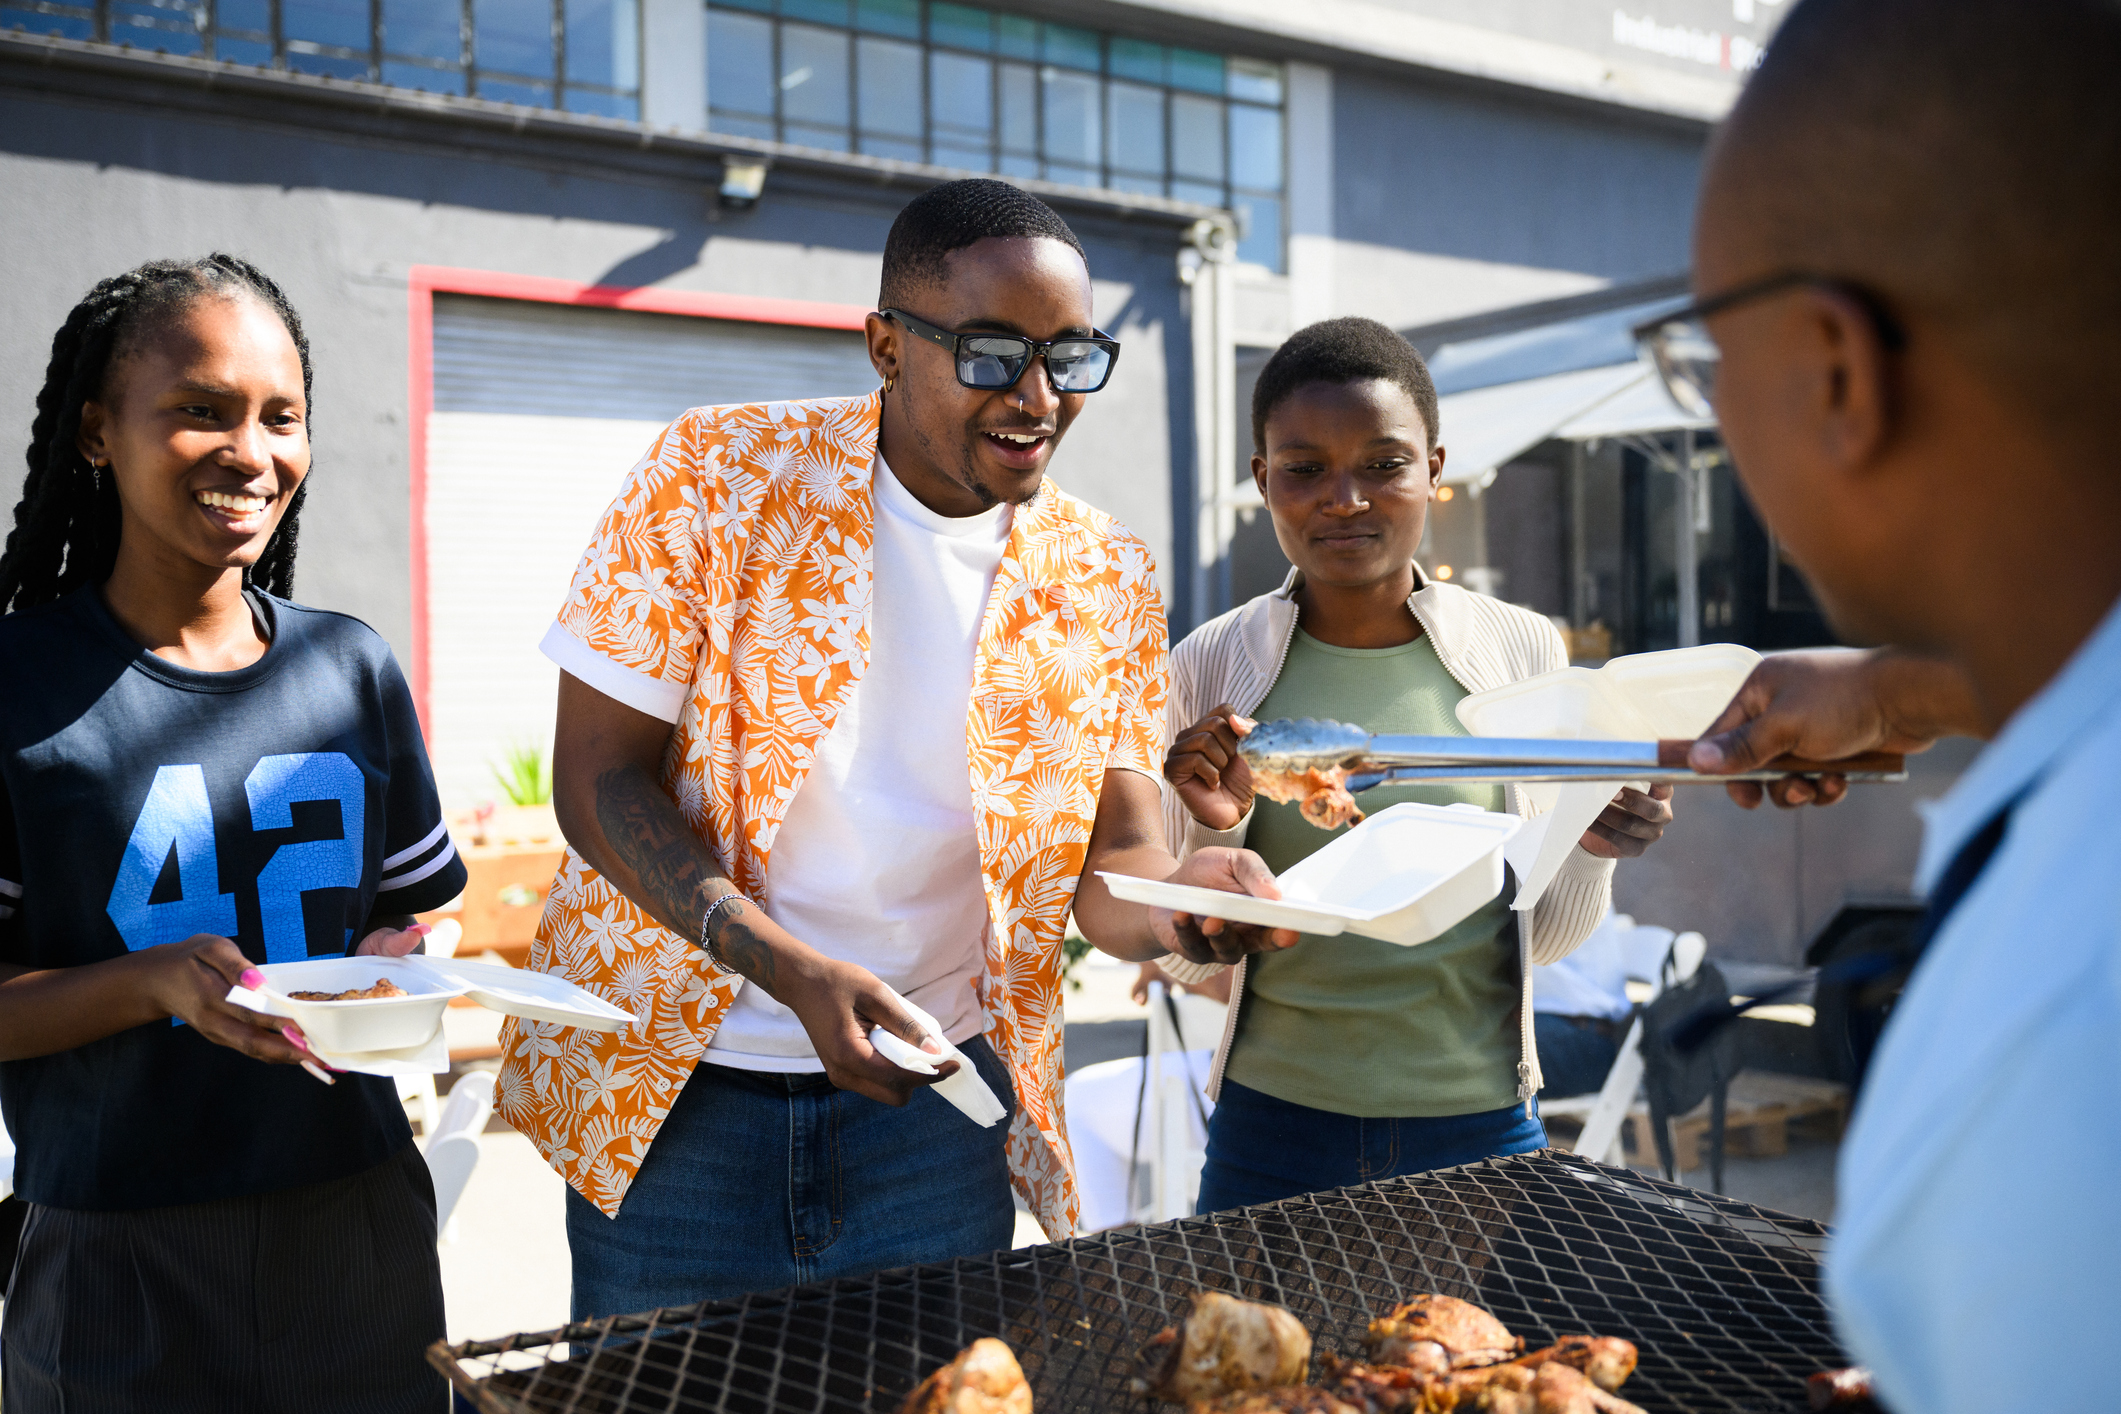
[240,968,266,990]
[405,922,431,937]
[282,1026,310,1054]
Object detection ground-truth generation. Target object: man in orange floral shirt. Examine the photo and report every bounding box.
[502,180,1292,1317]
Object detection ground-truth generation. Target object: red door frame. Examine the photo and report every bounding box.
[405,265,872,733]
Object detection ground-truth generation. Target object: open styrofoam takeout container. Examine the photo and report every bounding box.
[1099,801,1523,946]
[1454,644,1761,913]
[228,953,634,1055]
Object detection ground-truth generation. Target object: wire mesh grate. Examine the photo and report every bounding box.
[433,1152,1847,1414]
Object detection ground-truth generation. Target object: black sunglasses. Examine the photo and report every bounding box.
[1631,271,1907,419]
[880,308,1121,394]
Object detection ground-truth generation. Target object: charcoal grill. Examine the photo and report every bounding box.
[432,1152,1847,1414]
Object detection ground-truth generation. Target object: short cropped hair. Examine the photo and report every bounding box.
[879,179,1086,305]
[1251,318,1440,456]
[1714,0,2121,433]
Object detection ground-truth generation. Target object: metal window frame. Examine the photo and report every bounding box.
[13,0,644,112]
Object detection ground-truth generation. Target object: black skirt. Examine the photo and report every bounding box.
[2,1141,447,1414]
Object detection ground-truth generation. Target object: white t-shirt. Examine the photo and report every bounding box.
[704,457,1010,1071]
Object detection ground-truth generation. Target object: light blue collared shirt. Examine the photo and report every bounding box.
[1827,595,2121,1414]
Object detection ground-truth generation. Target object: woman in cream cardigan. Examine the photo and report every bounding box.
[1159,319,1675,1212]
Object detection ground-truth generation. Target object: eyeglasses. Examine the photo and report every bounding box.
[879,308,1121,394]
[1631,271,1907,419]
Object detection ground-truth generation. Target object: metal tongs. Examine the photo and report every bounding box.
[1237,717,1908,794]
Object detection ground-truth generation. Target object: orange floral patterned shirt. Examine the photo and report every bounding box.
[496,393,1168,1237]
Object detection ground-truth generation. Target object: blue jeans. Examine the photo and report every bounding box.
[1195,1080,1546,1214]
[1533,1012,1623,1099]
[566,1035,1018,1319]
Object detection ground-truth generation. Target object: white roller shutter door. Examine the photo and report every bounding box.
[425,295,876,811]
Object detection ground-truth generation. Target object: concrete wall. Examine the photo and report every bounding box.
[0,65,1194,672]
[1329,68,1704,328]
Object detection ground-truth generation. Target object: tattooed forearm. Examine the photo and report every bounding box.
[706,902,778,993]
[592,763,732,938]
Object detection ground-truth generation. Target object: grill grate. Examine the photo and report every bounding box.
[433,1152,1847,1414]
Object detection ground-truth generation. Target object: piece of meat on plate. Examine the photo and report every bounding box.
[288,977,409,1002]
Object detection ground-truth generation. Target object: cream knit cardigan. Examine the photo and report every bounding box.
[1155,566,1615,1104]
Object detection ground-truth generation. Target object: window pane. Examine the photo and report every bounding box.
[384,0,458,61]
[999,152,1038,178]
[1170,178,1222,206]
[1110,174,1160,197]
[854,0,916,37]
[284,0,368,51]
[998,60,1036,153]
[566,0,637,88]
[929,50,990,136]
[1040,67,1098,167]
[475,0,553,77]
[218,37,276,64]
[713,0,771,12]
[707,10,774,115]
[7,6,97,40]
[1106,80,1161,176]
[218,0,273,33]
[1040,22,1097,72]
[1227,56,1280,103]
[857,35,921,137]
[1229,102,1281,191]
[383,59,467,92]
[782,24,851,127]
[480,76,554,104]
[788,122,852,150]
[932,140,992,172]
[994,13,1035,59]
[1169,92,1221,181]
[716,113,776,138]
[780,0,846,23]
[928,2,988,52]
[1108,36,1161,84]
[289,48,370,76]
[860,135,923,160]
[1235,193,1282,270]
[1168,46,1221,94]
[115,0,207,52]
[566,87,640,117]
[1044,162,1096,188]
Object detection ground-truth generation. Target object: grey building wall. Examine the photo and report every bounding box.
[0,59,1195,671]
[1329,68,1705,327]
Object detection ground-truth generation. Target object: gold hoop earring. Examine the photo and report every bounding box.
[882,373,896,394]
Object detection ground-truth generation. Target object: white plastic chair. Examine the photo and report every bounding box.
[423,1069,494,1244]
[1557,931,1707,1166]
[1131,981,1220,1224]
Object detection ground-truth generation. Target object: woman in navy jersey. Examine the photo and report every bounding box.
[0,256,467,1413]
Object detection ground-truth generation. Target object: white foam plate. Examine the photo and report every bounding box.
[420,956,636,1033]
[1101,801,1523,946]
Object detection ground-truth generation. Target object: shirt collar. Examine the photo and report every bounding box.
[1917,593,2121,890]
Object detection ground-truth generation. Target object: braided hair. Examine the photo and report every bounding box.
[0,254,313,615]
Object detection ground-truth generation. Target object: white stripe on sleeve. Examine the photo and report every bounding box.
[383,819,450,872]
[0,877,21,899]
[378,838,460,893]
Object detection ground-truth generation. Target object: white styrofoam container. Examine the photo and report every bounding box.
[1099,801,1523,946]
[1454,644,1762,913]
[244,955,467,1053]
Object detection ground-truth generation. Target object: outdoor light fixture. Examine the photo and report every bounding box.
[719,159,767,210]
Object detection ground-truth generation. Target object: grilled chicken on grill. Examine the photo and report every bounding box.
[900,1338,1032,1414]
[1190,1386,1367,1414]
[1409,1361,1646,1414]
[1134,1292,1315,1404]
[1364,1296,1522,1374]
[1252,765,1364,831]
[1806,1367,1878,1411]
[1513,1338,1637,1394]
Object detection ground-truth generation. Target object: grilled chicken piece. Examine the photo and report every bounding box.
[1807,1367,1878,1411]
[1135,1292,1314,1404]
[1513,1338,1637,1393]
[1413,1362,1645,1414]
[1364,1296,1521,1373]
[900,1338,1032,1414]
[1189,1386,1367,1414]
[1253,766,1364,831]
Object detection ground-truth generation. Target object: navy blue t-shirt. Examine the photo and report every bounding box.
[0,588,469,1210]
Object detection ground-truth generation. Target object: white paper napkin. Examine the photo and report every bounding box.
[867,992,1006,1128]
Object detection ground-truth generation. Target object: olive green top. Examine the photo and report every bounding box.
[1226,628,1521,1118]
